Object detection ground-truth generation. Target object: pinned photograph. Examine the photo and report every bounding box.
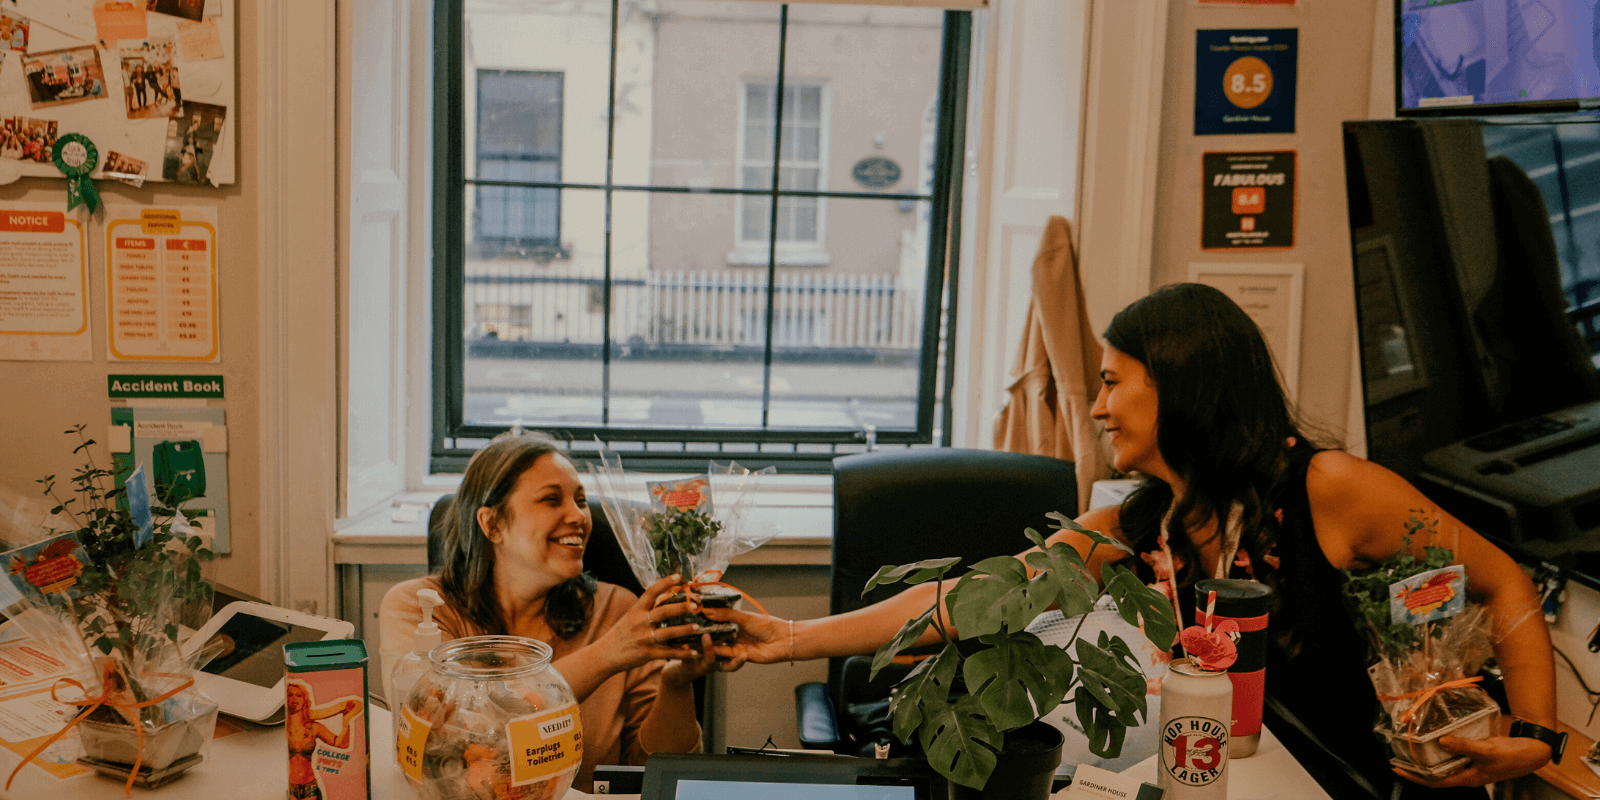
[120,38,181,119]
[162,100,225,184]
[0,12,28,53]
[103,150,147,187]
[1,117,59,163]
[23,46,108,109]
[145,0,205,23]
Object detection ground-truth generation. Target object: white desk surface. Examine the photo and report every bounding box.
[1,707,1326,800]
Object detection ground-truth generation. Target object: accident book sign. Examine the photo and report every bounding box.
[1202,151,1295,249]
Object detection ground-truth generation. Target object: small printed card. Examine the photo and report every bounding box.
[1070,763,1164,800]
[1389,565,1467,625]
[1,534,92,607]
[647,475,713,515]
[127,464,154,547]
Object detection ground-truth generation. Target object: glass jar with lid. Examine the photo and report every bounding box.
[395,635,582,800]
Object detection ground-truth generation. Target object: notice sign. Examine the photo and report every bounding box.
[105,205,219,362]
[0,204,91,362]
[1195,28,1297,135]
[1202,151,1294,249]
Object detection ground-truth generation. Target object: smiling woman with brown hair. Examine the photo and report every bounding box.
[380,432,724,792]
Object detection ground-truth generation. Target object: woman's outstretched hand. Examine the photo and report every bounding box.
[700,606,791,667]
[1393,734,1552,788]
[598,574,709,673]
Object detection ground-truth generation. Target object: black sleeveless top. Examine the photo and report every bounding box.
[1131,444,1490,800]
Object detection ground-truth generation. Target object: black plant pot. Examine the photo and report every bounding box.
[656,586,742,646]
[948,721,1064,800]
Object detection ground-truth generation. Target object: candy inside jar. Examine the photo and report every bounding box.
[396,636,582,800]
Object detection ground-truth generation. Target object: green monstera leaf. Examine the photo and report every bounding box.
[1073,684,1129,759]
[1102,563,1178,652]
[870,605,937,680]
[1073,632,1149,729]
[963,630,1075,731]
[919,692,1001,790]
[862,557,963,596]
[1021,533,1099,619]
[948,556,1054,638]
[888,641,961,742]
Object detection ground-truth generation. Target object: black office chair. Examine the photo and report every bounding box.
[794,448,1078,756]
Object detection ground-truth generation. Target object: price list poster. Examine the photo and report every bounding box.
[0,204,91,361]
[104,205,219,361]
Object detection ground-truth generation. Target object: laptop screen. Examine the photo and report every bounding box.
[643,754,941,800]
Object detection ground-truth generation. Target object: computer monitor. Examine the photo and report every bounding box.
[1398,0,1600,116]
[641,754,943,800]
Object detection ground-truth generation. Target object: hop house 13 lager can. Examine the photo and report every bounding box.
[1159,657,1232,799]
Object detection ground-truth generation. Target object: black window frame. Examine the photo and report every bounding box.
[432,0,971,473]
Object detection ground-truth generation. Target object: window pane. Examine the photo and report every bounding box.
[647,0,783,190]
[464,0,612,185]
[786,3,943,199]
[768,197,927,430]
[463,188,607,427]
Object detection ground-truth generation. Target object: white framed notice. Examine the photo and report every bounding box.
[104,204,219,361]
[0,203,91,361]
[1188,262,1303,399]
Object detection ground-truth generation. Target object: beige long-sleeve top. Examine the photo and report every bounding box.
[380,577,698,793]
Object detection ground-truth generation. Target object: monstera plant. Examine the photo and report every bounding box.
[866,513,1177,790]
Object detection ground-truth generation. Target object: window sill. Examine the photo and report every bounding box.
[726,248,831,268]
[332,474,834,566]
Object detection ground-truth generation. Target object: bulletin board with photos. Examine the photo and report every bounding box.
[0,0,235,188]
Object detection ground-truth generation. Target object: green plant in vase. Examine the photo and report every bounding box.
[866,513,1176,791]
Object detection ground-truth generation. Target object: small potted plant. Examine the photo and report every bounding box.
[865,513,1176,798]
[4,425,217,790]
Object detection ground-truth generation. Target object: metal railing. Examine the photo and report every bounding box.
[466,269,922,350]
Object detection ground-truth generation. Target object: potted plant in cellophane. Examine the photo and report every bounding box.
[1342,512,1508,780]
[589,448,778,642]
[0,425,217,792]
[866,513,1177,799]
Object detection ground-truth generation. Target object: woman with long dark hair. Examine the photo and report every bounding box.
[707,284,1557,798]
[381,433,721,792]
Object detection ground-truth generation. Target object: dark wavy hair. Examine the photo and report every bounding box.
[436,433,597,639]
[1105,283,1313,592]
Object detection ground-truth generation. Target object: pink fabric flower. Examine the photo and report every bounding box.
[1233,549,1253,577]
[1180,620,1240,671]
[1141,550,1176,582]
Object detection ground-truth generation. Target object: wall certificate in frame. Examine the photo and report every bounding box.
[1188,263,1304,400]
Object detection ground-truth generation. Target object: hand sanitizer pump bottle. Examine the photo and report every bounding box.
[388,587,443,759]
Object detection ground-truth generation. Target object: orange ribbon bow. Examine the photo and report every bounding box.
[655,569,772,617]
[5,660,195,796]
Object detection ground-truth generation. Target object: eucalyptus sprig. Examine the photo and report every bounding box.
[864,512,1176,790]
[34,425,214,681]
[1341,509,1454,655]
[644,506,721,578]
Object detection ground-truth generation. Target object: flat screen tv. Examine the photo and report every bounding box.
[1398,0,1600,115]
[1344,117,1600,556]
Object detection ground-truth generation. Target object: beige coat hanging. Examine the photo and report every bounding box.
[993,216,1105,514]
